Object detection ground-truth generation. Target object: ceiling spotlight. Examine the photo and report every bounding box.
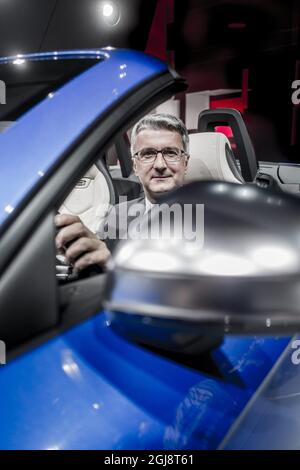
[101,2,121,26]
[103,3,114,17]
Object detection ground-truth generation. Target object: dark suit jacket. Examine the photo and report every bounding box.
[97,197,146,251]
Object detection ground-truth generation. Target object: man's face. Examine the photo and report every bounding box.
[132,128,189,202]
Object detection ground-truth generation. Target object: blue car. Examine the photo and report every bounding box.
[0,48,298,450]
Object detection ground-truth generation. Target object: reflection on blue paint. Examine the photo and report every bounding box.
[0,311,290,449]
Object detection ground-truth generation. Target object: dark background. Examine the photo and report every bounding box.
[0,0,299,163]
[0,0,157,55]
[172,0,300,163]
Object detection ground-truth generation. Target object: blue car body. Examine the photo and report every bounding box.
[0,49,166,227]
[0,49,292,449]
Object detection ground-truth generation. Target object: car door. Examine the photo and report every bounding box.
[0,49,185,351]
[0,50,291,451]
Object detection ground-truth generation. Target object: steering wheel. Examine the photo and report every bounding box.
[55,223,105,283]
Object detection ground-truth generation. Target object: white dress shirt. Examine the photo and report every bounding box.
[144,197,155,214]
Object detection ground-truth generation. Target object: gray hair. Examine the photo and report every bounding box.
[130,113,189,155]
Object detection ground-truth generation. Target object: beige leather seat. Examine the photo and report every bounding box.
[186,132,244,184]
[59,164,111,233]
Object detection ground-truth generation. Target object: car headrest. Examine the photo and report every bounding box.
[186,132,244,184]
[59,164,111,233]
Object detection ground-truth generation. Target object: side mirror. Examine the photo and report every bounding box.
[104,181,300,354]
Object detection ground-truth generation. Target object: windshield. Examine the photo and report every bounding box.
[0,55,101,125]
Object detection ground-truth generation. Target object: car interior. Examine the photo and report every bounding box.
[1,105,297,359]
[57,106,287,253]
[52,108,265,298]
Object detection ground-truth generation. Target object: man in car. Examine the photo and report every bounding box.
[55,113,190,271]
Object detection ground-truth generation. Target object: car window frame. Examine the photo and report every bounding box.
[0,69,186,357]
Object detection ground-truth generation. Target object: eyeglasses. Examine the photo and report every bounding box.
[133,147,187,164]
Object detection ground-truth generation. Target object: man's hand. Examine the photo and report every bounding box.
[55,214,111,271]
